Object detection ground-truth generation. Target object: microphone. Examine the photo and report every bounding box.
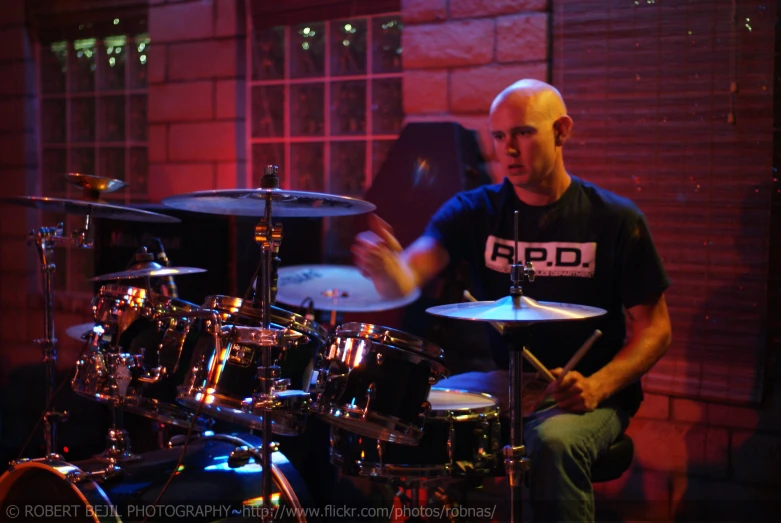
[146,237,178,298]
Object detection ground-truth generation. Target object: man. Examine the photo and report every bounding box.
[352,79,672,522]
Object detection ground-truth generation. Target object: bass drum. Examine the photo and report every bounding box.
[0,434,311,523]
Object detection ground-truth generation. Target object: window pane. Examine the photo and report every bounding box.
[42,99,66,144]
[290,22,325,78]
[129,34,150,89]
[129,95,147,141]
[99,96,125,142]
[41,42,67,93]
[291,143,324,192]
[330,19,366,76]
[71,98,96,142]
[331,81,366,136]
[290,84,324,137]
[329,141,366,196]
[70,147,95,175]
[253,27,285,80]
[99,147,125,182]
[129,147,148,195]
[252,86,285,138]
[372,78,402,134]
[70,38,96,92]
[252,144,285,187]
[372,16,402,73]
[99,36,126,91]
[42,149,67,193]
[372,140,394,179]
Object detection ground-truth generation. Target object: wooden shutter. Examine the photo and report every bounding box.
[552,0,775,404]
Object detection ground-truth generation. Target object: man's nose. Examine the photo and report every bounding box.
[505,138,520,157]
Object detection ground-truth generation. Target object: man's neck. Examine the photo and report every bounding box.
[513,169,572,206]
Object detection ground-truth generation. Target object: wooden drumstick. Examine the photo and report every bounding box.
[555,329,602,385]
[462,290,556,383]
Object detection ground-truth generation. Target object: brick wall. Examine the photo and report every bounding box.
[401,0,548,178]
[147,0,246,201]
[400,0,781,519]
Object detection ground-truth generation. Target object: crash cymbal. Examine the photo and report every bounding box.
[275,265,420,312]
[0,196,180,223]
[64,173,127,195]
[66,322,104,341]
[426,295,606,323]
[161,188,376,217]
[90,263,206,282]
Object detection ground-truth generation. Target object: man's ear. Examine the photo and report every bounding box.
[553,115,573,146]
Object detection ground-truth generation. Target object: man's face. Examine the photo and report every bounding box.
[489,96,558,188]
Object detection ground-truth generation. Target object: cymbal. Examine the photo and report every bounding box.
[275,265,420,312]
[64,173,127,194]
[161,188,376,217]
[66,322,104,341]
[0,196,180,223]
[90,263,206,282]
[426,295,606,323]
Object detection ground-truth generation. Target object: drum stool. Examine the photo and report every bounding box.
[591,433,634,483]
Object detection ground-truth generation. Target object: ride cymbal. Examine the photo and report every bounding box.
[275,265,420,312]
[426,295,606,323]
[0,196,180,223]
[161,188,376,217]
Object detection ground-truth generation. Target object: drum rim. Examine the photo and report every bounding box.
[317,406,423,445]
[98,284,148,299]
[426,388,501,421]
[332,322,443,360]
[203,294,329,342]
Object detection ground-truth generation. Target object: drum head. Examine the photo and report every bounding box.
[427,388,499,421]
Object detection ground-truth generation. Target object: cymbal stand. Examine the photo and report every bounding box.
[253,165,284,518]
[28,214,94,459]
[504,211,535,523]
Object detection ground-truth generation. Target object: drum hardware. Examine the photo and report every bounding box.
[426,211,608,523]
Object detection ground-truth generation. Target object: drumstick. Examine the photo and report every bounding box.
[462,290,556,383]
[554,329,602,385]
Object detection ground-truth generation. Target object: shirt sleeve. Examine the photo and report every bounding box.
[422,193,472,266]
[621,212,671,308]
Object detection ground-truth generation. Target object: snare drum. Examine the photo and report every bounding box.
[330,388,501,479]
[314,323,449,445]
[0,433,312,523]
[177,295,328,435]
[72,285,212,430]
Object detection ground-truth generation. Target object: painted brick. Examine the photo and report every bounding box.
[707,402,760,429]
[148,124,168,162]
[0,272,28,306]
[635,392,670,420]
[450,0,548,19]
[670,397,707,423]
[216,79,242,119]
[496,13,548,63]
[0,26,30,63]
[593,465,672,521]
[148,44,167,84]
[403,20,494,69]
[168,39,242,81]
[215,0,243,37]
[149,81,214,122]
[627,419,728,477]
[0,61,35,96]
[147,162,215,202]
[0,133,37,168]
[731,431,781,486]
[0,97,34,132]
[0,237,28,273]
[401,0,447,24]
[449,62,547,113]
[168,121,242,162]
[403,69,448,114]
[149,1,214,43]
[670,474,779,522]
[216,161,245,188]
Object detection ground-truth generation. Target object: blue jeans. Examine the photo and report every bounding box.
[437,371,630,522]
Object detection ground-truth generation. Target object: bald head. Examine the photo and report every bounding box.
[490,79,567,122]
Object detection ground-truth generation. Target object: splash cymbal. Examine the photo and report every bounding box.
[275,265,420,312]
[426,295,606,323]
[0,196,180,223]
[161,188,376,217]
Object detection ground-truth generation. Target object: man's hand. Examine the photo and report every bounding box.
[547,368,603,413]
[351,214,412,299]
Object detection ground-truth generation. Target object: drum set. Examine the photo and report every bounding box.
[0,169,606,522]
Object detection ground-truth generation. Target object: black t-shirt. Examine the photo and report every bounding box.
[423,175,670,415]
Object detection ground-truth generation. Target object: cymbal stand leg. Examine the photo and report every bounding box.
[30,225,68,459]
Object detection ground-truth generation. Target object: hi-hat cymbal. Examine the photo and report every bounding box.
[64,173,127,194]
[275,265,420,312]
[161,188,376,217]
[426,295,606,323]
[90,264,206,282]
[0,196,180,223]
